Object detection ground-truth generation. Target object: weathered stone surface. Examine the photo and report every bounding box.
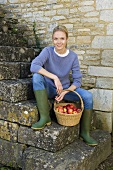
[93,111,112,133]
[0,62,19,80]
[107,23,113,35]
[96,78,113,89]
[101,50,113,67]
[96,0,113,10]
[18,122,79,152]
[100,10,113,22]
[0,138,26,168]
[92,36,113,49]
[0,32,28,47]
[0,78,34,102]
[22,130,111,170]
[0,46,35,62]
[88,66,113,78]
[0,120,19,142]
[0,100,38,126]
[20,62,32,78]
[0,62,31,80]
[90,89,113,112]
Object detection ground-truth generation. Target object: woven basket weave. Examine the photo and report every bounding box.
[54,89,84,126]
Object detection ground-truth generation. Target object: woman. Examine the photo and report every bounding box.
[30,25,98,146]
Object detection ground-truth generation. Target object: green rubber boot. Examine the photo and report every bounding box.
[80,109,98,146]
[31,89,51,130]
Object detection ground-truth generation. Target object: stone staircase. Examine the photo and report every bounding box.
[0,13,112,170]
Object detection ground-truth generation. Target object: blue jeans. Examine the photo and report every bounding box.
[32,73,93,109]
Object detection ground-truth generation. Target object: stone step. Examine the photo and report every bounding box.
[22,130,111,170]
[0,78,34,102]
[0,100,38,126]
[0,99,79,152]
[0,62,31,80]
[0,46,35,62]
[0,32,28,47]
[0,130,110,170]
[0,119,79,153]
[18,122,79,152]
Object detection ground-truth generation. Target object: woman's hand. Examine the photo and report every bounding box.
[54,76,63,95]
[55,91,67,102]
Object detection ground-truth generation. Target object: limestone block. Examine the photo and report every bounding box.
[90,89,113,112]
[83,55,100,65]
[107,23,113,35]
[101,50,113,66]
[0,0,7,4]
[100,10,113,22]
[88,66,113,77]
[77,36,91,44]
[94,111,112,133]
[0,139,26,168]
[20,62,31,78]
[96,0,113,9]
[78,6,94,12]
[0,33,28,47]
[0,46,35,62]
[0,120,19,142]
[0,62,31,80]
[0,100,38,126]
[0,62,20,80]
[0,79,34,102]
[96,78,113,89]
[22,130,111,170]
[92,36,113,49]
[18,123,79,152]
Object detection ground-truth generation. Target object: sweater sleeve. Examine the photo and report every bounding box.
[30,47,49,73]
[71,55,82,88]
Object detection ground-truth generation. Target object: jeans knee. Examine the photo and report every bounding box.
[32,73,45,90]
[83,91,93,109]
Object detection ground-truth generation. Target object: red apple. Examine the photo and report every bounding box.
[66,104,71,109]
[67,108,73,114]
[69,104,74,109]
[73,107,77,111]
[58,107,64,113]
[76,108,81,113]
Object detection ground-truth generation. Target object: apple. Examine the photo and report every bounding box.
[66,104,71,110]
[76,108,81,113]
[56,106,63,112]
[73,111,78,114]
[63,107,67,113]
[67,108,73,114]
[73,107,77,111]
[69,104,74,109]
[58,107,64,113]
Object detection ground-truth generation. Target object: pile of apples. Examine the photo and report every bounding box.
[55,103,81,114]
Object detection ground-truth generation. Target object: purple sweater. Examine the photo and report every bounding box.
[30,46,82,89]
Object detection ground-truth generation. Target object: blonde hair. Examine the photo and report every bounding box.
[52,25,68,39]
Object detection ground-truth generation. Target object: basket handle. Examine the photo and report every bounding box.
[55,89,84,112]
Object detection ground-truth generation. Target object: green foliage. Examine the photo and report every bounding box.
[107,167,113,170]
[33,21,40,48]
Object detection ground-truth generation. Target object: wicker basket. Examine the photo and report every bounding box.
[54,89,84,126]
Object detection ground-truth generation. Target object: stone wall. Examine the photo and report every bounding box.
[0,0,113,132]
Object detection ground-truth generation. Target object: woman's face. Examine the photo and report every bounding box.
[52,31,68,54]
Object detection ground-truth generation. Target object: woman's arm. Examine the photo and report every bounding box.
[38,68,63,95]
[55,84,76,102]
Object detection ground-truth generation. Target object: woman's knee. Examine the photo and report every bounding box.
[32,73,45,90]
[33,73,43,83]
[83,91,93,109]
